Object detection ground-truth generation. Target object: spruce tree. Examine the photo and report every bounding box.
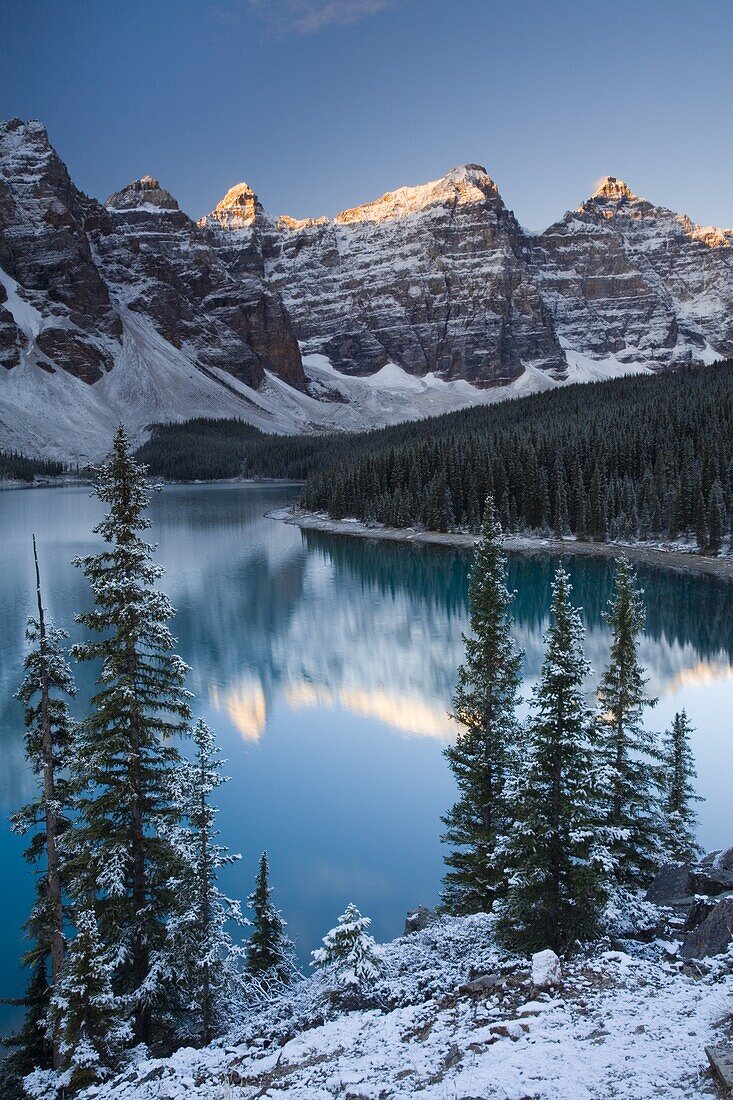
[9,537,76,1070]
[165,719,245,1045]
[588,464,607,541]
[311,904,383,992]
[597,559,661,890]
[708,480,725,554]
[52,910,131,1092]
[659,711,703,864]
[68,426,191,1043]
[1,960,53,1087]
[498,565,608,953]
[441,498,523,914]
[246,851,295,986]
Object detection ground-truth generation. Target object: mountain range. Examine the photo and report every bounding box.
[1,118,731,460]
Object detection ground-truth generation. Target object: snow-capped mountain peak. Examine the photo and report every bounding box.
[333,162,500,225]
[588,175,638,203]
[199,181,268,232]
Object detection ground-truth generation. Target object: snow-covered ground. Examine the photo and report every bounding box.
[78,914,732,1100]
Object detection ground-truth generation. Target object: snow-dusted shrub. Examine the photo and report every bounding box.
[311,903,383,996]
[603,889,665,942]
[375,912,509,1005]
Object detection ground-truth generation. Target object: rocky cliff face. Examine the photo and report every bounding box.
[201,167,733,384]
[204,165,567,385]
[0,119,304,405]
[528,176,733,368]
[97,175,304,390]
[0,118,120,382]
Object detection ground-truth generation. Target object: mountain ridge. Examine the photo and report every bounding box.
[1,118,732,459]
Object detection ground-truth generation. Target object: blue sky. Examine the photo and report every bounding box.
[2,0,732,229]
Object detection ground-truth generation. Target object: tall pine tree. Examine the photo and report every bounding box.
[67,426,191,1043]
[9,537,76,1071]
[498,565,608,953]
[659,710,703,864]
[597,559,661,890]
[441,498,523,914]
[165,719,245,1045]
[246,851,295,986]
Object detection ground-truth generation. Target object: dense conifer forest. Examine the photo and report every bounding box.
[0,451,64,482]
[140,360,733,551]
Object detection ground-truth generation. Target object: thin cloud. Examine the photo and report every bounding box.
[245,0,395,35]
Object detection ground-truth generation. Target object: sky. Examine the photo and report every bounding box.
[2,0,732,230]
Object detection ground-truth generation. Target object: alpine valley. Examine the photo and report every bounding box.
[1,117,732,461]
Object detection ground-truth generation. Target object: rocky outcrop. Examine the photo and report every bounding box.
[528,176,733,368]
[404,906,432,935]
[680,897,733,960]
[646,855,733,959]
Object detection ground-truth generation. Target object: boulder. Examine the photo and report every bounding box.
[683,897,718,933]
[706,1045,733,1091]
[403,906,432,935]
[680,898,733,960]
[531,949,562,990]
[457,973,502,997]
[690,868,733,896]
[645,864,694,905]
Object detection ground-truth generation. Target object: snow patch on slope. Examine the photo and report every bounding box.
[562,347,654,384]
[0,309,288,462]
[0,267,45,340]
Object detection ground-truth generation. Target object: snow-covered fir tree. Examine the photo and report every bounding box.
[9,537,77,1072]
[165,719,245,1045]
[52,909,131,1093]
[246,851,296,986]
[68,426,192,1044]
[2,960,53,1086]
[442,497,523,914]
[659,710,703,864]
[311,904,383,993]
[498,565,608,953]
[597,558,662,890]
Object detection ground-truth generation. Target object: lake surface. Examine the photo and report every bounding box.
[1,483,733,1032]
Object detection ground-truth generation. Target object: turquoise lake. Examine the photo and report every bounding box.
[1,482,732,1033]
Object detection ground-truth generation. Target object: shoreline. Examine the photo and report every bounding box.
[0,476,92,492]
[269,507,733,582]
[0,475,303,493]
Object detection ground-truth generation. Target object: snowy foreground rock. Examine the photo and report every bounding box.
[531,949,562,991]
[73,913,733,1100]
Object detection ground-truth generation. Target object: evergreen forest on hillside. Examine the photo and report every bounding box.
[139,360,733,551]
[0,451,64,482]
